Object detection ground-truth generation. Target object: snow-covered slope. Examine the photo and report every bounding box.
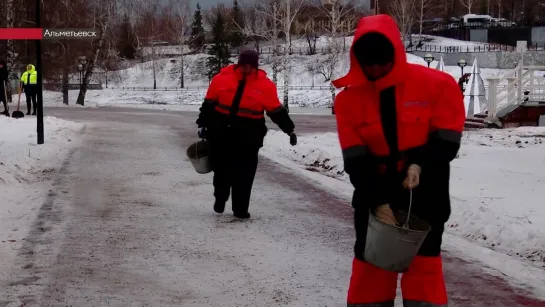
[41,35,504,108]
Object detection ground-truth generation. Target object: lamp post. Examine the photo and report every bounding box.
[36,0,44,144]
[457,59,467,75]
[424,53,434,68]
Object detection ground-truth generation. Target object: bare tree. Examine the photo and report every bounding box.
[418,0,430,41]
[316,0,362,112]
[303,19,318,55]
[306,61,317,87]
[241,0,283,83]
[280,0,306,111]
[76,0,116,105]
[165,0,191,88]
[496,0,502,17]
[389,0,417,44]
[459,0,475,13]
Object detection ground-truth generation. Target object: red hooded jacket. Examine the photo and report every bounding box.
[197,64,295,148]
[333,15,465,214]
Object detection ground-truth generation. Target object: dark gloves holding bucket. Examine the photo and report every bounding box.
[288,132,297,146]
[198,127,206,139]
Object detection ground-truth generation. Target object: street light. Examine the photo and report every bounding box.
[424,53,434,67]
[457,59,467,75]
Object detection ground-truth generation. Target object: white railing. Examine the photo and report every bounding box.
[486,62,545,119]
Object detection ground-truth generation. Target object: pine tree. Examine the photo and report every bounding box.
[118,14,137,59]
[229,0,246,48]
[189,4,206,53]
[206,10,231,79]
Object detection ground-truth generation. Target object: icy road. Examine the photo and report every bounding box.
[1,107,543,306]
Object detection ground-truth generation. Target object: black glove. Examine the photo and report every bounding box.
[289,132,297,146]
[198,127,206,139]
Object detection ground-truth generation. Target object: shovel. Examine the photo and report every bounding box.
[11,86,24,118]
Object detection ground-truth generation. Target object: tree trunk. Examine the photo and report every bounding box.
[282,0,290,112]
[62,63,68,105]
[282,53,289,112]
[5,0,15,102]
[76,6,111,106]
[419,0,424,40]
[180,41,185,88]
[152,43,157,89]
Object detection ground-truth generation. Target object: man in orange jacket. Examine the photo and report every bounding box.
[332,15,465,306]
[197,50,297,219]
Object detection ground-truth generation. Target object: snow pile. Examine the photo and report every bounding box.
[262,128,545,264]
[0,116,83,270]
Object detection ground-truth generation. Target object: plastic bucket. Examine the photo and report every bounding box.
[186,140,212,174]
[364,206,431,272]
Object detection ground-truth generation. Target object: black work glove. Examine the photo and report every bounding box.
[288,132,297,146]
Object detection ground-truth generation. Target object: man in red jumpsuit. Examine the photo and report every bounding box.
[332,15,465,306]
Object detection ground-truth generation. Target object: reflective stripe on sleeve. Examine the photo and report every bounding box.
[215,103,263,116]
[267,106,285,114]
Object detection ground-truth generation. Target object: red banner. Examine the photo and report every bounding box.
[0,28,43,40]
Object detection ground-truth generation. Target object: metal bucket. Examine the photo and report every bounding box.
[186,140,212,174]
[364,190,431,272]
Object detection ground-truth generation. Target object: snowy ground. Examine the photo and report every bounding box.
[0,116,83,276]
[261,128,545,298]
[1,107,543,305]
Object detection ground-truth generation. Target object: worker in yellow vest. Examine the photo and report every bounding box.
[20,64,38,115]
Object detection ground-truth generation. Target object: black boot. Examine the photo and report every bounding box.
[32,110,36,115]
[233,211,250,219]
[26,110,31,115]
[214,200,225,214]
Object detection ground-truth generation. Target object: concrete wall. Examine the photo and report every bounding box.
[410,50,545,69]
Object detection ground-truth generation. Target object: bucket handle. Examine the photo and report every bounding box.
[194,138,204,157]
[401,189,413,229]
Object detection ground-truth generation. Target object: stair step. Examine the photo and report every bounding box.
[464,121,486,129]
[466,118,485,123]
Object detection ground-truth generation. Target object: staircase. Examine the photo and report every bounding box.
[464,113,486,129]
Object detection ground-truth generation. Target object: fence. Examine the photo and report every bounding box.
[108,85,333,91]
[44,83,103,91]
[406,44,516,53]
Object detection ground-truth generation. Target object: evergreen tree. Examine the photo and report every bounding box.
[189,4,206,53]
[206,10,231,78]
[229,0,246,48]
[118,14,137,59]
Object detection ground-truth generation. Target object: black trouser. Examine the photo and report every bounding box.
[24,86,37,114]
[0,85,7,112]
[209,140,260,214]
